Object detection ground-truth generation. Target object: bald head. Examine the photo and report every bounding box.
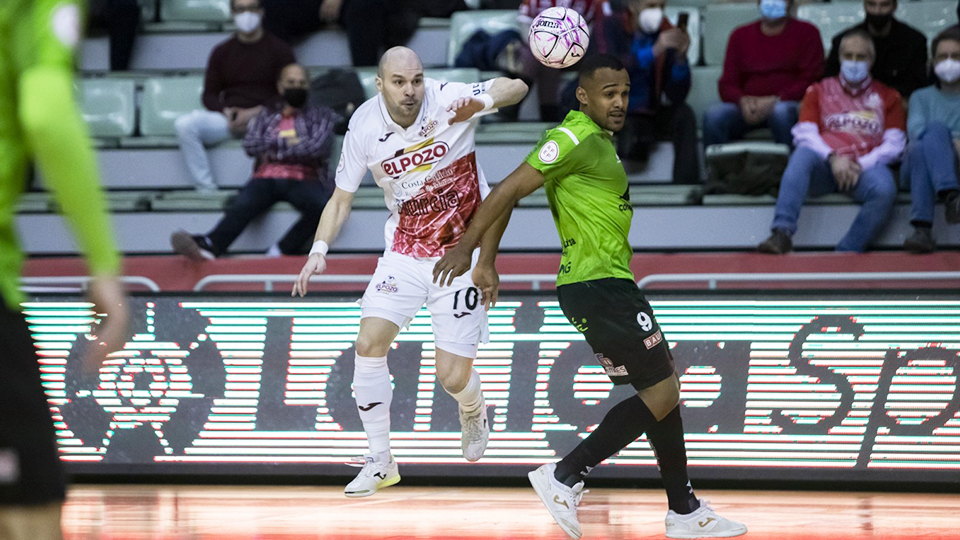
[378,47,423,79]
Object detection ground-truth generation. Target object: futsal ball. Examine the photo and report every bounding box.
[528,7,590,69]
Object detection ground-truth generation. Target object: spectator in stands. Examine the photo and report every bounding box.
[824,0,928,99]
[171,64,340,259]
[598,0,699,184]
[174,0,295,192]
[703,0,823,149]
[903,29,960,253]
[759,31,905,254]
[88,0,141,71]
[261,0,420,66]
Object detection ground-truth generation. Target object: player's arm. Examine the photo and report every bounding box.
[433,163,546,287]
[19,65,128,373]
[291,187,355,297]
[447,77,529,124]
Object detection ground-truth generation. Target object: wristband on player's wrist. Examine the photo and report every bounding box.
[478,93,495,112]
[309,240,329,257]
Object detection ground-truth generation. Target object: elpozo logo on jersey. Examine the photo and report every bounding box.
[382,138,449,178]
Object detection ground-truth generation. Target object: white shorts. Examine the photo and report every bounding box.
[360,251,490,358]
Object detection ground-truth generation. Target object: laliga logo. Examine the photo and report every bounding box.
[382,141,449,178]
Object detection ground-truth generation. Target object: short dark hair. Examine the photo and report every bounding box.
[932,28,960,57]
[231,0,261,11]
[577,54,625,83]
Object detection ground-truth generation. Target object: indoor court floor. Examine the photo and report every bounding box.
[61,485,960,540]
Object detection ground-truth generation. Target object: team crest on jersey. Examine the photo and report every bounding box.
[382,138,450,178]
[539,141,560,164]
[596,354,627,377]
[376,275,399,295]
[419,120,439,138]
[865,93,882,109]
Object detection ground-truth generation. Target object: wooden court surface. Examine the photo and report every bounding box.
[60,485,960,539]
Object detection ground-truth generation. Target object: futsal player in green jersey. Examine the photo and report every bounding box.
[0,1,127,538]
[433,54,746,539]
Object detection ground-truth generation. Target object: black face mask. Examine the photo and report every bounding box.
[283,88,308,108]
[865,12,893,29]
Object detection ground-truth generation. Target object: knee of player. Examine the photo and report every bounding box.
[435,363,468,394]
[355,334,392,357]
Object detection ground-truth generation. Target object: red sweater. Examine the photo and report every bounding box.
[718,19,824,103]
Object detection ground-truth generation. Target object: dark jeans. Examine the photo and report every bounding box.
[907,122,960,225]
[618,103,700,184]
[0,297,66,505]
[207,177,332,255]
[88,0,141,71]
[703,101,799,148]
[261,0,417,66]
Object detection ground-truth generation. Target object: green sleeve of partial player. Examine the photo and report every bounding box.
[20,66,121,277]
[525,127,583,184]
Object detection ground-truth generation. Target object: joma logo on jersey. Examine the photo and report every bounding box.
[382,140,449,178]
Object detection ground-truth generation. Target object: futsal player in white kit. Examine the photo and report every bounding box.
[292,47,528,497]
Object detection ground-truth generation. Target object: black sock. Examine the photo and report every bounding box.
[938,189,959,202]
[647,405,700,515]
[911,221,933,229]
[554,395,656,487]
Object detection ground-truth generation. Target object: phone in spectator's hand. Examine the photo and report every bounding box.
[677,11,689,32]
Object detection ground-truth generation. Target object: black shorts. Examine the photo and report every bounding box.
[0,297,66,506]
[557,278,676,389]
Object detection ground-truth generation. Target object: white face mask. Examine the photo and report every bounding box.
[935,58,960,84]
[841,60,870,85]
[234,11,261,34]
[638,7,663,34]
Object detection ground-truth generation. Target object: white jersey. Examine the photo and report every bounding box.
[335,78,493,259]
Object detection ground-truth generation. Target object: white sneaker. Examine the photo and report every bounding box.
[459,397,489,462]
[343,454,400,498]
[528,462,586,539]
[665,499,747,538]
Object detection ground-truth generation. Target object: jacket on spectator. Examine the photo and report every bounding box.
[202,32,296,112]
[824,20,929,98]
[598,8,690,114]
[242,100,342,184]
[792,76,906,171]
[718,18,823,103]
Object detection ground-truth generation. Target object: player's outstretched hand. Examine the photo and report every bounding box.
[83,276,129,375]
[446,97,485,125]
[472,262,499,311]
[292,254,327,297]
[433,245,472,287]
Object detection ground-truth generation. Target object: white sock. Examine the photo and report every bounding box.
[353,354,392,459]
[449,369,483,416]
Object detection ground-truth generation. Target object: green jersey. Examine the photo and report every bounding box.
[0,0,120,309]
[525,111,633,287]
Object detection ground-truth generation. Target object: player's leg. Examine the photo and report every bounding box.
[427,264,490,462]
[345,254,428,497]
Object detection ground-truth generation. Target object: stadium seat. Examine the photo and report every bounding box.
[796,2,865,54]
[77,78,136,138]
[688,66,722,128]
[703,3,759,66]
[448,10,520,66]
[355,68,482,100]
[900,1,956,41]
[664,7,702,66]
[160,0,230,23]
[140,76,204,137]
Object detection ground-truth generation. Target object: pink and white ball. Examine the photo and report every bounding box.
[528,7,590,69]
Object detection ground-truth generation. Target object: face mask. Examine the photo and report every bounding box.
[638,8,663,34]
[935,58,960,84]
[234,12,261,34]
[283,88,308,108]
[865,12,893,29]
[759,0,787,20]
[841,60,870,84]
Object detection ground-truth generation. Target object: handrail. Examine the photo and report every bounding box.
[637,271,960,290]
[20,276,161,293]
[192,273,559,292]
